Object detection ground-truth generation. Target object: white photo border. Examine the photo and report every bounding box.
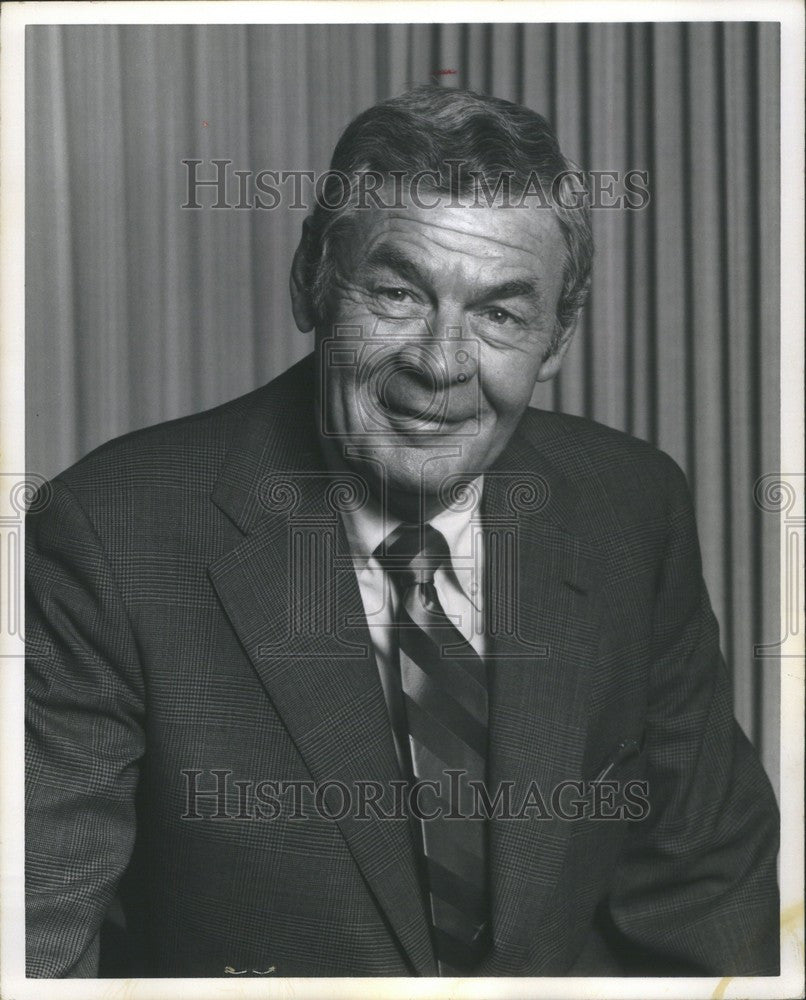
[1,2,803,998]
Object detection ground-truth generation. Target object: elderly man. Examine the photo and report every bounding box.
[26,86,778,979]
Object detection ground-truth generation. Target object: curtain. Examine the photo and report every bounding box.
[25,22,780,790]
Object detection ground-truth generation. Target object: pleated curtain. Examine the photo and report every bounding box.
[25,22,780,790]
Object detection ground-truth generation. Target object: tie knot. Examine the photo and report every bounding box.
[374,522,449,590]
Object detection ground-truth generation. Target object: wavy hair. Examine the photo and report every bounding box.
[304,86,593,347]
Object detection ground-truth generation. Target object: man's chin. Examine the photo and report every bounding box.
[340,450,482,517]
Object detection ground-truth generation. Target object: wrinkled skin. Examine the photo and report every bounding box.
[291,203,578,518]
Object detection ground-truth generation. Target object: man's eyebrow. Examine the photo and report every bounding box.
[473,279,541,303]
[361,246,429,287]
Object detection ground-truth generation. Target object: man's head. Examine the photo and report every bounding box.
[290,86,593,517]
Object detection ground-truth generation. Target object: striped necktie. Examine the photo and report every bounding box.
[375,521,490,975]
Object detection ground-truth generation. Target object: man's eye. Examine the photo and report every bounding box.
[481,307,519,326]
[377,287,415,303]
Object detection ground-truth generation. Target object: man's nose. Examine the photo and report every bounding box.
[397,307,479,388]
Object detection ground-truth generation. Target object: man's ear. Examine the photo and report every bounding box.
[535,311,581,382]
[289,217,316,333]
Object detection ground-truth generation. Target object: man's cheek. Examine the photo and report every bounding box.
[480,367,535,416]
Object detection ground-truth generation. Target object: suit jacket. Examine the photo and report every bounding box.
[25,353,779,978]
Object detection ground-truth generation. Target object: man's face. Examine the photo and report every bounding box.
[310,202,573,513]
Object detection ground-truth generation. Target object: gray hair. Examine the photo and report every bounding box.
[305,86,593,347]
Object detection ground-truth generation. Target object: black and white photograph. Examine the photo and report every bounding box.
[1,2,803,997]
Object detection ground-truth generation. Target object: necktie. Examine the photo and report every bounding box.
[375,522,490,975]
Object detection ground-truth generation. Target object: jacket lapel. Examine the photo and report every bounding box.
[477,428,605,972]
[207,359,436,975]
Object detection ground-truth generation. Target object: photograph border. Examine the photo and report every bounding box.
[2,2,803,998]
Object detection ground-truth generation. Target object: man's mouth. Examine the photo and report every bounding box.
[373,394,467,432]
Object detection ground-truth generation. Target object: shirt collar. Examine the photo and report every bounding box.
[339,477,484,609]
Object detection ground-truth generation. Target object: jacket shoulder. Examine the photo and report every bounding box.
[522,406,685,478]
[518,407,690,527]
[53,357,312,500]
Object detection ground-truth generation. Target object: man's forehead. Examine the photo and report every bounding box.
[351,203,563,260]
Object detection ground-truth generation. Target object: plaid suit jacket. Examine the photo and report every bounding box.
[26,353,779,978]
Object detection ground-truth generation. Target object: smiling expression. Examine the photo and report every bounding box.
[300,202,576,516]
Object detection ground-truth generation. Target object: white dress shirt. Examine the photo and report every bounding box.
[338,480,485,774]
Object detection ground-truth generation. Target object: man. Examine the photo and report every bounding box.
[26,86,779,978]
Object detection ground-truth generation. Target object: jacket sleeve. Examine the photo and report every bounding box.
[25,477,145,977]
[604,457,780,976]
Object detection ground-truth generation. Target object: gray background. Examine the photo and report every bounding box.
[25,22,780,790]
